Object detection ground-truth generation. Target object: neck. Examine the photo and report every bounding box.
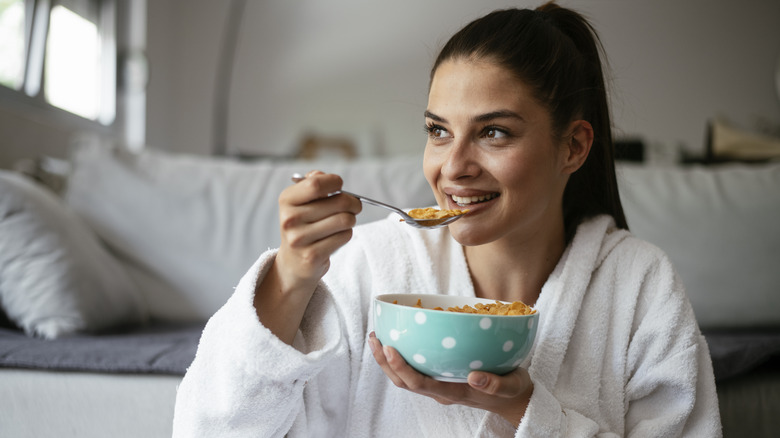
[464,225,566,307]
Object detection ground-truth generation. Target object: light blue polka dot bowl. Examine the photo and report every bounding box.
[373,294,539,382]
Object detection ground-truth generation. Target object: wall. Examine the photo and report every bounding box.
[144,0,226,153]
[0,106,80,168]
[0,96,115,169]
[2,0,778,168]
[144,0,780,159]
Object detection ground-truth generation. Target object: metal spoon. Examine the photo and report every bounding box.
[291,173,466,229]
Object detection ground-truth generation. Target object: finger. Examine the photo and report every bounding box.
[290,173,361,216]
[281,193,361,232]
[382,348,475,406]
[367,333,406,388]
[284,210,357,249]
[369,335,473,405]
[467,368,530,398]
[383,345,443,394]
[301,194,362,225]
[283,172,345,206]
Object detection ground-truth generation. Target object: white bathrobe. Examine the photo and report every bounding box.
[173,215,722,437]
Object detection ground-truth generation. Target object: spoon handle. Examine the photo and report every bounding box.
[288,173,464,229]
[290,173,409,217]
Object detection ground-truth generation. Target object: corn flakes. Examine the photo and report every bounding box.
[395,298,536,315]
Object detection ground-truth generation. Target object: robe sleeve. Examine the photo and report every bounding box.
[172,250,351,438]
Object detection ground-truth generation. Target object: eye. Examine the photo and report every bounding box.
[425,123,451,140]
[483,127,508,139]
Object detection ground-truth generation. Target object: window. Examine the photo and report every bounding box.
[0,0,26,90]
[0,0,115,125]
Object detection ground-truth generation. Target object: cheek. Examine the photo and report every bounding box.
[495,158,550,202]
[422,147,440,194]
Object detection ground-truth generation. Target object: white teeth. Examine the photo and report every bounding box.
[451,193,498,205]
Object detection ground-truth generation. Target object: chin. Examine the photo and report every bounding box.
[448,222,494,247]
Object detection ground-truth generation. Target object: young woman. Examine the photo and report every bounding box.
[173,3,722,436]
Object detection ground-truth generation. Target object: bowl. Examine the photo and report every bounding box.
[373,294,539,382]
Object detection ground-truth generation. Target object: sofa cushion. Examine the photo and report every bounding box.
[617,162,780,329]
[64,143,434,322]
[0,170,148,339]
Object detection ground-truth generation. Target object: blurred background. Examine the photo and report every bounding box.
[1,0,779,166]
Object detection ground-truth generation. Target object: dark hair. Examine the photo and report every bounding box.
[431,1,628,241]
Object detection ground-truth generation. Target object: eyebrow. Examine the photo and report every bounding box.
[424,109,523,124]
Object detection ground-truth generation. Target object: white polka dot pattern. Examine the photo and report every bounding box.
[373,296,538,382]
[503,340,514,352]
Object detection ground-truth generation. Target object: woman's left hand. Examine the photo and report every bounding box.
[368,331,533,428]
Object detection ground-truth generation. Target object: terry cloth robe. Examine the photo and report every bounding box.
[173,214,722,437]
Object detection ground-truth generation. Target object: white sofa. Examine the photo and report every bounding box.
[0,143,436,438]
[618,160,780,438]
[1,142,778,437]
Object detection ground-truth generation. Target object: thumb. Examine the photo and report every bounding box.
[467,368,530,398]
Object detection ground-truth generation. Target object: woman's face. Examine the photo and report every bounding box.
[423,59,572,247]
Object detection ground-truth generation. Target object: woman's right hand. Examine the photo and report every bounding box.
[276,171,362,289]
[254,171,362,344]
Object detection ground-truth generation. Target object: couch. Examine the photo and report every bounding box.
[1,141,778,437]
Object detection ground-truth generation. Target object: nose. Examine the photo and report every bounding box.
[441,138,480,181]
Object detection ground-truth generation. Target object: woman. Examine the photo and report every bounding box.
[173,3,722,436]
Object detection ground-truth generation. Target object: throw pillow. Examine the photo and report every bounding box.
[0,170,148,338]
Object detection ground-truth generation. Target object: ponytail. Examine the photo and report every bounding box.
[431,1,628,240]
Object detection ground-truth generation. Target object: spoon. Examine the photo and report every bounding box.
[291,173,466,229]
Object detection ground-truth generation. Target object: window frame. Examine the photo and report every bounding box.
[0,0,118,133]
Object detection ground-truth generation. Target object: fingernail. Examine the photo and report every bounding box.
[469,373,487,388]
[367,337,377,354]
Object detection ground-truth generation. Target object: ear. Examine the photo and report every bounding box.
[561,120,593,175]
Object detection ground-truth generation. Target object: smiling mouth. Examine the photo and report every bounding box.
[450,193,500,207]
